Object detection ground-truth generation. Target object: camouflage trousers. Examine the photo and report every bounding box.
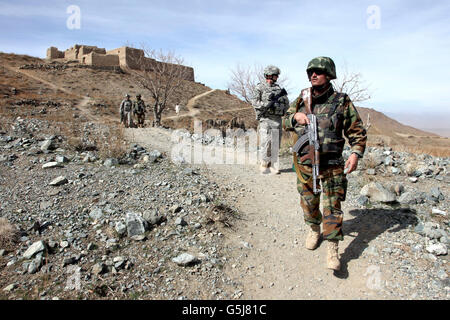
[136,113,145,127]
[124,111,133,128]
[296,163,347,241]
[258,117,282,165]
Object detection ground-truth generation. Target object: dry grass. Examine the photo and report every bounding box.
[391,144,450,158]
[0,217,18,249]
[362,153,382,169]
[96,125,127,159]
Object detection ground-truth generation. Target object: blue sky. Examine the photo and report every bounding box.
[1,0,449,128]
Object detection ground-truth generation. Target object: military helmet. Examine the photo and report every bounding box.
[136,94,141,98]
[306,57,336,80]
[264,65,281,77]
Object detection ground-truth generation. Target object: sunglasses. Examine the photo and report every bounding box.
[307,69,326,77]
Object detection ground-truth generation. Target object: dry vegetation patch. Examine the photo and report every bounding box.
[0,218,19,250]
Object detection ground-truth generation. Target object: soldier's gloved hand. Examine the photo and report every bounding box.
[294,112,310,125]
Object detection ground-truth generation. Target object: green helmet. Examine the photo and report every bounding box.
[264,65,281,77]
[306,57,336,80]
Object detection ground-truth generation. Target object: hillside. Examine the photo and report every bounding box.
[0,52,448,156]
[356,107,449,156]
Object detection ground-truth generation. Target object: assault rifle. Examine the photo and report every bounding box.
[292,88,322,194]
[256,88,287,120]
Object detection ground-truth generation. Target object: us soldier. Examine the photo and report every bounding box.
[251,65,289,174]
[282,57,367,271]
[133,94,146,128]
[119,94,133,128]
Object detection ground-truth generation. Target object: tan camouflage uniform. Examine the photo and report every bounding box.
[120,98,133,128]
[252,79,289,170]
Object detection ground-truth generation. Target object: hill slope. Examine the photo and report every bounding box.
[0,52,448,156]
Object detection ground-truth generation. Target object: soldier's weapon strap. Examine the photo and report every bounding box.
[293,153,309,184]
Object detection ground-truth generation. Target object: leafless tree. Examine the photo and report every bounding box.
[332,64,371,103]
[127,46,192,127]
[227,63,290,104]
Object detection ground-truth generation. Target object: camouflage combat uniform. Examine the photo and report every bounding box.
[120,97,133,128]
[283,84,367,241]
[133,96,146,128]
[252,66,289,170]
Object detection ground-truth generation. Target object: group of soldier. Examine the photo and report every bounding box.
[119,94,146,128]
[251,57,367,271]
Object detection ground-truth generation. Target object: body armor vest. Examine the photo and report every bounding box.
[135,100,145,114]
[123,100,132,112]
[295,88,347,163]
[261,84,288,117]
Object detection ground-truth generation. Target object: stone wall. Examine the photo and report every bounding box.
[64,44,81,60]
[47,44,195,81]
[83,52,119,67]
[46,47,64,59]
[106,46,144,69]
[79,46,106,56]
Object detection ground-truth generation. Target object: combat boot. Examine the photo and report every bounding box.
[326,240,341,270]
[305,224,321,250]
[269,165,280,175]
[259,161,270,174]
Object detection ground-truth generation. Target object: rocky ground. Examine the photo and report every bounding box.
[0,117,449,300]
[130,126,449,300]
[0,118,242,300]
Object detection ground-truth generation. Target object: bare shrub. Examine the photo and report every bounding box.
[332,64,371,103]
[0,217,18,249]
[227,63,290,104]
[96,125,127,159]
[362,154,380,169]
[127,45,192,127]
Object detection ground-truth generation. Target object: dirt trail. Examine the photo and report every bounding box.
[4,65,113,123]
[125,127,397,300]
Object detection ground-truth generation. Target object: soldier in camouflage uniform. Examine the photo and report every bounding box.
[119,94,133,128]
[133,94,146,128]
[282,57,367,270]
[252,65,290,174]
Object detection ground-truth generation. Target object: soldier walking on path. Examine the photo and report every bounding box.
[120,94,133,128]
[133,94,146,128]
[251,65,290,174]
[282,57,367,271]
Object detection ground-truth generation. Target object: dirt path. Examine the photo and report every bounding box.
[4,65,115,123]
[125,127,397,300]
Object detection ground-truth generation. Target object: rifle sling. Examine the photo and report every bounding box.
[293,153,309,184]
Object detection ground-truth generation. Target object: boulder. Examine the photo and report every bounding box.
[23,240,46,259]
[426,243,447,256]
[126,212,147,238]
[104,158,119,167]
[49,176,68,186]
[360,182,396,203]
[172,253,199,266]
